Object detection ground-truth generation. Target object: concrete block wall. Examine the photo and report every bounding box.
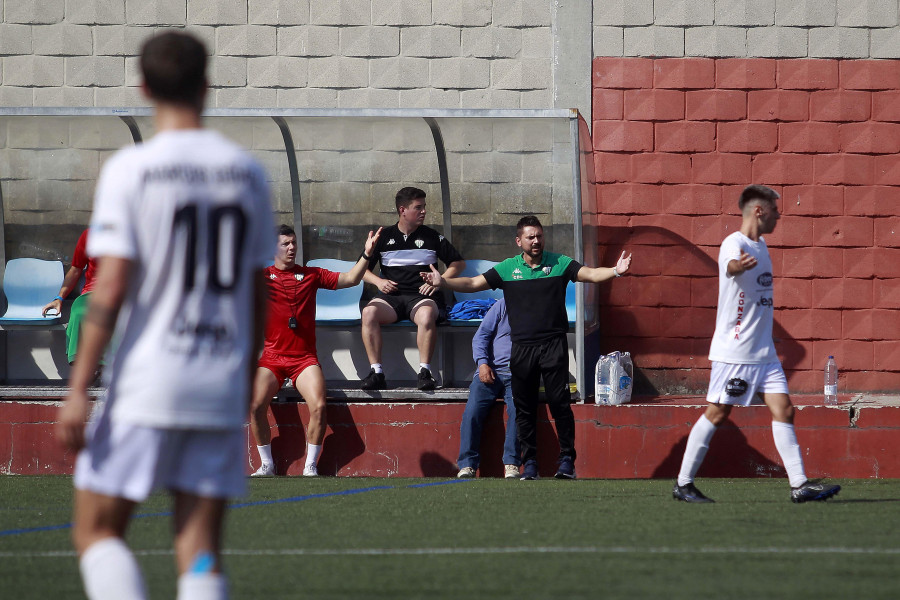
[0,1,576,264]
[592,57,900,394]
[0,1,555,110]
[1,1,897,392]
[594,0,900,58]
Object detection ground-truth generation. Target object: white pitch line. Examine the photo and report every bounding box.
[3,546,900,559]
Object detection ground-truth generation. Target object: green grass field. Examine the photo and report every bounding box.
[1,476,898,599]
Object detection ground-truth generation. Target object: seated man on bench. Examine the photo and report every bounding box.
[42,229,97,368]
[251,224,381,477]
[359,187,465,391]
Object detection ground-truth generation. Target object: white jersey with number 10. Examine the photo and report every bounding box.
[88,129,274,430]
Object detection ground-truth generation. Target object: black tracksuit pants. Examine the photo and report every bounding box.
[509,335,576,464]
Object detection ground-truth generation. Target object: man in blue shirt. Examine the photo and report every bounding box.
[456,299,520,479]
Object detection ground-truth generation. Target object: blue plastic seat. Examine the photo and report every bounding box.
[0,258,65,325]
[306,258,362,325]
[565,281,576,326]
[452,259,503,303]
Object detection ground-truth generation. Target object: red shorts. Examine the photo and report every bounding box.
[257,349,320,385]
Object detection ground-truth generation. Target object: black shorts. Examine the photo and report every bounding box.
[370,292,447,323]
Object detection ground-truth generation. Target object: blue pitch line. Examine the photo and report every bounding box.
[407,479,473,489]
[229,485,394,509]
[0,480,465,537]
[0,522,72,536]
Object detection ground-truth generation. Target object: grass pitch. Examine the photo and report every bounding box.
[1,476,898,599]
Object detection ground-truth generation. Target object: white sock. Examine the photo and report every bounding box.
[306,443,322,468]
[257,444,273,466]
[419,363,431,372]
[371,363,383,374]
[772,421,807,488]
[677,414,717,486]
[177,572,228,600]
[80,537,147,600]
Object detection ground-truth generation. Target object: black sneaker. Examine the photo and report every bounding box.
[520,459,538,480]
[791,480,841,503]
[672,481,715,503]
[554,456,576,479]
[417,367,436,391]
[361,369,386,391]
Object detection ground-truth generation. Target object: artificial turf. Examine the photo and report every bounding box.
[1,476,897,599]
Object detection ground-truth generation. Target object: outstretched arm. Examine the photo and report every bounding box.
[421,264,490,292]
[575,251,633,284]
[418,258,466,297]
[337,227,383,289]
[727,250,756,276]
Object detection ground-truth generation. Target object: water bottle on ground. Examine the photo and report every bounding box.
[824,355,838,406]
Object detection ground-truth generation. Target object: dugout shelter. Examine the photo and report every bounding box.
[0,107,600,399]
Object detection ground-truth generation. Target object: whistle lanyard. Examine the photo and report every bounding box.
[277,271,302,327]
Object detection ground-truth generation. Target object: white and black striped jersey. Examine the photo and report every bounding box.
[367,223,463,295]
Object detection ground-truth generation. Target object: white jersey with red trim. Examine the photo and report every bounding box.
[708,231,778,365]
[88,129,274,429]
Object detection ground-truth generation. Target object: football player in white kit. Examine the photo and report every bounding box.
[56,31,274,600]
[673,185,841,504]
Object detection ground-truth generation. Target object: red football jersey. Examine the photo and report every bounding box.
[263,265,339,357]
[73,229,98,294]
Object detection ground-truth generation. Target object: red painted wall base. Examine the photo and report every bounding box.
[2,396,895,479]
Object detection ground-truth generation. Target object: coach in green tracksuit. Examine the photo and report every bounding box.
[423,215,632,480]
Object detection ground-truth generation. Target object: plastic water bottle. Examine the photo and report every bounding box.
[619,352,633,396]
[595,354,612,404]
[824,356,838,406]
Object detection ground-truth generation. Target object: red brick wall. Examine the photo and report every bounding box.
[591,57,900,394]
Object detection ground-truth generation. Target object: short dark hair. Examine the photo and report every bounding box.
[395,187,426,213]
[140,31,207,110]
[516,215,543,236]
[278,224,295,238]
[738,185,780,211]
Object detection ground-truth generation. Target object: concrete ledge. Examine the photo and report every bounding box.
[2,394,895,479]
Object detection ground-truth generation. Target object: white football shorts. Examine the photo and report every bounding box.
[74,408,247,502]
[706,361,789,406]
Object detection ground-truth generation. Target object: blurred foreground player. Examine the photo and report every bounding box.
[56,31,274,600]
[251,224,381,477]
[673,185,840,504]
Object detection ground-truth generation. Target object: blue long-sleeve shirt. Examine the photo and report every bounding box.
[472,298,511,369]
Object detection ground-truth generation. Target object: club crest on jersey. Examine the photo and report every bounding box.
[415,239,424,248]
[542,266,551,274]
[725,378,749,397]
[295,273,304,281]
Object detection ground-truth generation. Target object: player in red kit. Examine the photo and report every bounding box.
[251,224,381,476]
